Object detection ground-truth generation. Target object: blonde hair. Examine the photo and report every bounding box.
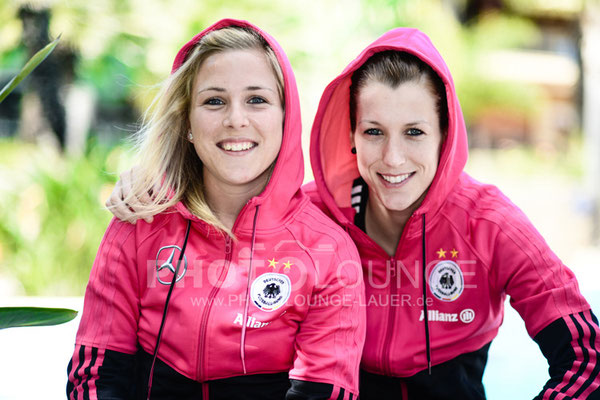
[122,26,284,235]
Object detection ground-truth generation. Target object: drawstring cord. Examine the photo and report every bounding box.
[240,205,260,374]
[421,213,432,375]
[147,220,192,400]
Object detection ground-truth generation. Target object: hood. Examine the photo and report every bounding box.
[172,19,304,233]
[310,27,468,227]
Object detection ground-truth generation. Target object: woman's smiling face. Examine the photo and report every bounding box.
[189,48,284,193]
[352,78,443,215]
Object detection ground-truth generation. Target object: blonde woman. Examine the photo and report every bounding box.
[68,19,365,400]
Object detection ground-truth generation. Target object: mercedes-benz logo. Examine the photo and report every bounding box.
[156,245,188,285]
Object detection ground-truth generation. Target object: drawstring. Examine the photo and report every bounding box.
[147,220,192,400]
[421,213,432,375]
[240,205,260,374]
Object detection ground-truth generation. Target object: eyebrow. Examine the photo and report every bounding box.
[359,119,431,127]
[197,86,275,95]
[197,87,225,94]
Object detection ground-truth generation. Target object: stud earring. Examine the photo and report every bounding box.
[188,132,193,141]
[351,147,356,154]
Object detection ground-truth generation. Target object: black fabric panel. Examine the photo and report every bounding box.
[95,348,137,399]
[360,342,490,400]
[134,349,203,399]
[575,310,600,400]
[572,311,600,399]
[533,315,578,400]
[553,314,588,399]
[359,370,405,400]
[533,312,600,400]
[286,379,334,400]
[351,177,368,233]
[66,357,74,399]
[71,345,87,398]
[210,373,290,400]
[82,346,98,400]
[136,349,290,399]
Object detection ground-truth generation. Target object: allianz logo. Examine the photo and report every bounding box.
[419,308,475,324]
[233,313,271,328]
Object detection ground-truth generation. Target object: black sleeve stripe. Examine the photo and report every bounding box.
[336,388,345,400]
[66,358,74,399]
[548,314,588,400]
[537,312,600,400]
[81,346,98,400]
[572,311,600,398]
[70,345,87,400]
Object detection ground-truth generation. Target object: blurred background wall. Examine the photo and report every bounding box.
[0,0,598,299]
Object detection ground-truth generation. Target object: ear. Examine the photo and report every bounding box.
[186,122,193,142]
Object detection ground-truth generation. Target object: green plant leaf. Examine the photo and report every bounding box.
[0,35,62,104]
[0,306,77,329]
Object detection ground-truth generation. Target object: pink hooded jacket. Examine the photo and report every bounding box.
[68,19,365,400]
[307,27,599,398]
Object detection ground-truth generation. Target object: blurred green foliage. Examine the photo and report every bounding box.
[0,139,133,295]
[0,0,582,294]
[0,0,556,122]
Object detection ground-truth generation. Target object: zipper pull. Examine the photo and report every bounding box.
[388,258,396,277]
[225,237,232,255]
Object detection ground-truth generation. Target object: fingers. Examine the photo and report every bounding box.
[139,169,159,224]
[104,178,123,211]
[105,166,159,224]
[105,170,139,224]
[105,180,134,224]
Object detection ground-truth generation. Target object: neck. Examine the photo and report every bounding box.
[365,190,423,257]
[203,173,269,231]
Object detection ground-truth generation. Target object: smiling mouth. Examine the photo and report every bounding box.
[379,172,414,184]
[217,141,257,152]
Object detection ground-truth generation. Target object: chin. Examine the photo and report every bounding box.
[384,202,412,213]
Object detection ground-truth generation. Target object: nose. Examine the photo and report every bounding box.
[223,103,249,128]
[381,136,407,167]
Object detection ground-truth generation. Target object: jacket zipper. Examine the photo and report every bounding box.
[197,235,233,381]
[351,214,416,376]
[382,256,396,375]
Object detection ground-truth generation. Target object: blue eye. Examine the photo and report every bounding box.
[248,96,267,104]
[364,128,383,136]
[205,98,224,106]
[406,128,424,136]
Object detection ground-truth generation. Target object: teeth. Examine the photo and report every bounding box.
[381,173,411,184]
[221,142,255,151]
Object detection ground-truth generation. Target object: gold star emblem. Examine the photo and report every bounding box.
[268,258,278,269]
[436,248,447,258]
[450,249,459,258]
[283,260,293,270]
